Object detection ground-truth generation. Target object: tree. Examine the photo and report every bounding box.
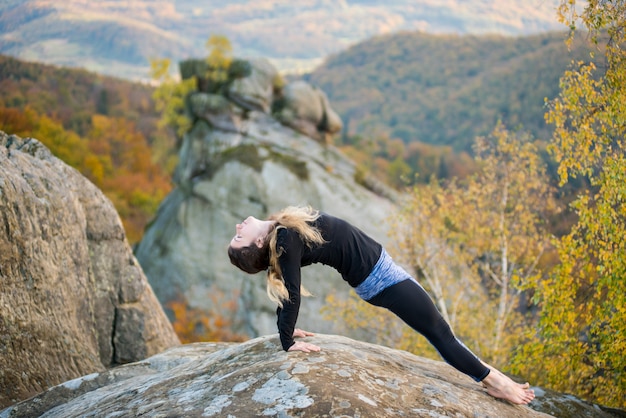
[511,0,626,408]
[391,124,557,365]
[150,35,236,141]
[167,287,246,343]
[205,34,233,86]
[150,58,196,139]
[389,176,492,360]
[466,126,558,362]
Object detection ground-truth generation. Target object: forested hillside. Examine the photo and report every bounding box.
[0,55,175,243]
[307,30,600,152]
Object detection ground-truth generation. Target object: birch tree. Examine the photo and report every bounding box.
[392,124,557,365]
[511,0,626,408]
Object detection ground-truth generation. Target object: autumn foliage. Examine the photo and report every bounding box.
[166,290,247,344]
[336,132,478,188]
[509,0,626,408]
[0,55,177,244]
[0,106,172,243]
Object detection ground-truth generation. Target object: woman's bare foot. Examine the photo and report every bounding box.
[481,367,535,405]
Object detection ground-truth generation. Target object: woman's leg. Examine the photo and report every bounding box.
[367,279,489,381]
[480,363,535,404]
[367,279,535,404]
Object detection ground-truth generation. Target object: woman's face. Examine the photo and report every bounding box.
[230,216,271,249]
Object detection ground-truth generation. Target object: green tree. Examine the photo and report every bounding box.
[205,34,233,85]
[511,0,626,408]
[150,35,236,140]
[150,58,196,139]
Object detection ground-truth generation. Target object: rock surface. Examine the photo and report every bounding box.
[2,334,620,418]
[0,132,180,408]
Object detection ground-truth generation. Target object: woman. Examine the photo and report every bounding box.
[228,206,535,405]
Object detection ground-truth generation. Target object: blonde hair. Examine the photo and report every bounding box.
[266,206,325,307]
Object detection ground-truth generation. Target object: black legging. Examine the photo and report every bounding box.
[366,279,490,381]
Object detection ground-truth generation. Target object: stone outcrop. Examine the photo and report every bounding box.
[135,112,396,341]
[2,334,620,418]
[0,132,180,409]
[135,56,397,341]
[180,56,343,142]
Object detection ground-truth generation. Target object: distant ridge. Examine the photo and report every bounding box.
[306,30,598,151]
[0,0,562,80]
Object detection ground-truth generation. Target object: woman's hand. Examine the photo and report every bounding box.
[288,340,321,353]
[289,329,319,352]
[293,328,315,338]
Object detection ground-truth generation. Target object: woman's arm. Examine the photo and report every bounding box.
[275,229,305,350]
[288,340,320,352]
[293,328,314,338]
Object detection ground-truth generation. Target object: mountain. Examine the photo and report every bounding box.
[305,30,599,151]
[1,26,600,193]
[0,0,563,81]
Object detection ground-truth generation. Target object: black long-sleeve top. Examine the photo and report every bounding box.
[275,213,382,350]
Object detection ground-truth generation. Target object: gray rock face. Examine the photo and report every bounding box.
[135,107,396,340]
[2,334,618,418]
[0,132,180,408]
[189,92,243,132]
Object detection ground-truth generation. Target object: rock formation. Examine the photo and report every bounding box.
[135,58,397,340]
[0,132,180,409]
[274,80,344,143]
[227,57,279,113]
[2,334,620,418]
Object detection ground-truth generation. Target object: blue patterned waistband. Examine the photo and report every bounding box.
[354,249,414,301]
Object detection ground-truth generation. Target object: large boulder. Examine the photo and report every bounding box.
[188,92,244,133]
[227,57,280,113]
[2,334,620,418]
[275,80,343,142]
[0,132,180,409]
[135,109,396,341]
